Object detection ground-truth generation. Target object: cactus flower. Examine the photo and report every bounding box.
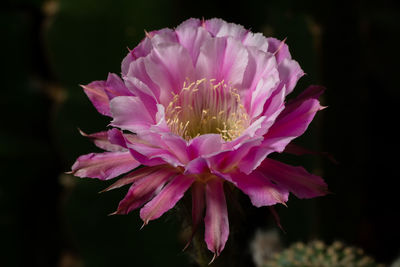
[69,18,328,260]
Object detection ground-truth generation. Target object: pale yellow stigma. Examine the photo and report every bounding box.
[165,78,249,141]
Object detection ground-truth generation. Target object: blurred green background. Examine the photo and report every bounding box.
[1,0,399,266]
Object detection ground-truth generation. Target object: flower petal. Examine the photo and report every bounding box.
[222,171,289,207]
[176,19,212,64]
[140,174,194,224]
[115,168,178,214]
[110,96,155,132]
[195,37,248,87]
[79,129,125,152]
[104,73,133,99]
[184,181,206,249]
[258,158,328,198]
[144,43,195,105]
[69,151,140,180]
[187,134,223,159]
[101,166,163,192]
[262,97,323,153]
[204,178,229,257]
[81,81,111,116]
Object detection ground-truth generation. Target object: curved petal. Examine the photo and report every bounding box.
[114,168,178,215]
[242,47,279,118]
[81,81,111,116]
[205,18,247,40]
[176,20,212,64]
[79,129,125,152]
[221,170,289,207]
[110,96,155,132]
[69,151,140,180]
[144,43,195,105]
[104,73,133,99]
[267,37,291,64]
[262,93,324,152]
[195,37,248,88]
[187,134,223,159]
[204,178,229,258]
[258,158,329,198]
[140,174,194,224]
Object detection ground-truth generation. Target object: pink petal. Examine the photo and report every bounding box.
[205,18,247,40]
[262,98,323,153]
[267,37,291,64]
[110,96,155,132]
[125,57,161,104]
[144,43,195,105]
[195,37,248,87]
[258,158,329,199]
[208,138,263,173]
[222,171,289,207]
[104,73,133,99]
[187,134,223,159]
[184,181,206,249]
[81,81,111,116]
[278,58,304,96]
[79,129,125,152]
[115,169,178,215]
[161,134,189,164]
[242,32,269,52]
[101,166,164,192]
[242,47,279,117]
[176,20,212,64]
[204,178,229,257]
[140,174,194,224]
[123,77,158,117]
[69,151,140,180]
[184,157,209,175]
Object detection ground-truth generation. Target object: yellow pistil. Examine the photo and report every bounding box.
[166,78,249,141]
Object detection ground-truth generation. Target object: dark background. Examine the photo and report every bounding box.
[1,0,399,266]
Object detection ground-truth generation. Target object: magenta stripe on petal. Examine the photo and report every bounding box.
[140,174,194,224]
[101,166,164,192]
[115,169,177,215]
[69,151,140,180]
[204,178,229,257]
[258,158,328,199]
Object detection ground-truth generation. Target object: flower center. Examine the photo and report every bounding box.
[166,78,249,141]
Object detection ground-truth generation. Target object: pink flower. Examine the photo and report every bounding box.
[69,18,328,260]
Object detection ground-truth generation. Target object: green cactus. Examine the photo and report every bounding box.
[262,240,385,267]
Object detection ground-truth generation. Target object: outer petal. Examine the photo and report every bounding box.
[258,158,329,198]
[262,98,323,153]
[81,81,111,116]
[267,37,291,64]
[110,96,155,132]
[104,73,133,99]
[204,178,229,257]
[221,171,288,207]
[114,168,178,215]
[184,181,205,249]
[140,174,194,224]
[69,151,140,180]
[101,166,164,192]
[79,129,125,152]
